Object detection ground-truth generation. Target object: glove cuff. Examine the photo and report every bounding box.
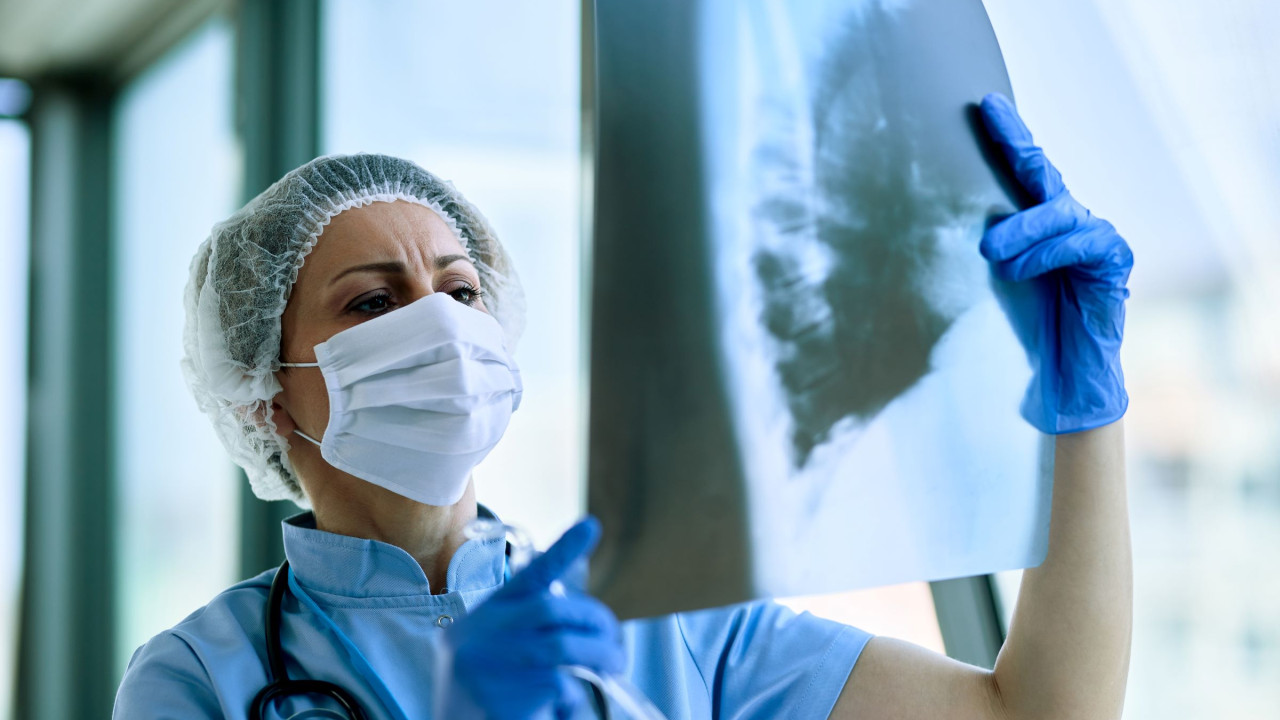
[1021,357,1128,435]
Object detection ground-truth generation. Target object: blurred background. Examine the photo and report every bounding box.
[0,0,1276,718]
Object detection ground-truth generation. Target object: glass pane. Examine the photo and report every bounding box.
[112,18,241,675]
[780,583,946,654]
[983,1,1280,717]
[0,117,30,720]
[323,0,582,548]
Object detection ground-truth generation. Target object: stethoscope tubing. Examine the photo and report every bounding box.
[253,555,610,720]
[251,561,369,720]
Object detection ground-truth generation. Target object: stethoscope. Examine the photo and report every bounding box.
[250,554,611,720]
[251,561,368,720]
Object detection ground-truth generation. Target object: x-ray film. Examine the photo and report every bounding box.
[587,0,1052,620]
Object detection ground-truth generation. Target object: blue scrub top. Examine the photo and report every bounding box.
[114,509,873,719]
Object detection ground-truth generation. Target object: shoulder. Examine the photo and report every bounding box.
[157,568,275,657]
[638,601,873,719]
[114,570,276,718]
[678,599,871,652]
[624,600,872,672]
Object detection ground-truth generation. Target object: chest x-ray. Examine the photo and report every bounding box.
[587,0,1052,620]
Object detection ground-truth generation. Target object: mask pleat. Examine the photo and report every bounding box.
[340,404,510,455]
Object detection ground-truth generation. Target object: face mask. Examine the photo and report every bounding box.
[280,292,522,506]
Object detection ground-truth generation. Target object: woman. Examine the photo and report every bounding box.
[114,93,1133,719]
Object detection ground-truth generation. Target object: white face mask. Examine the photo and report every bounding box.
[280,292,522,506]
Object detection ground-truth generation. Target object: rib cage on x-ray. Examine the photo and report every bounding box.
[747,1,988,472]
[588,0,1053,621]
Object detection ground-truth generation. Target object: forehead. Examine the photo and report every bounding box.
[303,200,469,271]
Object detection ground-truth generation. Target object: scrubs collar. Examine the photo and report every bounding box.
[281,504,506,600]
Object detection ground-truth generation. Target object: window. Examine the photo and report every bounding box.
[0,114,29,720]
[111,17,241,673]
[323,0,584,548]
[983,1,1280,716]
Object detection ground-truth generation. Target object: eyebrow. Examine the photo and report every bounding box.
[330,254,474,285]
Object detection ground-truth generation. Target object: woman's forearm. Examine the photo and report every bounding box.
[991,420,1133,720]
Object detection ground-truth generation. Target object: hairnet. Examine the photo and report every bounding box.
[182,153,525,507]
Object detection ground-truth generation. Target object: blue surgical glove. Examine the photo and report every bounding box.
[978,93,1133,434]
[444,517,624,719]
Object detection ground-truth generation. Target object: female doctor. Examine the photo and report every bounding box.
[114,93,1133,719]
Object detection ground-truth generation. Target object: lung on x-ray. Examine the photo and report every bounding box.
[586,0,1052,620]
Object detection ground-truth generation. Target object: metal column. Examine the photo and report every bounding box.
[233,0,322,579]
[17,81,118,720]
[930,575,1006,669]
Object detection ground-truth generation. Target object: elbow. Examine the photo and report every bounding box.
[986,670,1127,720]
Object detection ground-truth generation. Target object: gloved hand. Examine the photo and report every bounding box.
[978,92,1133,434]
[444,517,624,719]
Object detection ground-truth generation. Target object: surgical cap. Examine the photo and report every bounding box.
[182,153,525,507]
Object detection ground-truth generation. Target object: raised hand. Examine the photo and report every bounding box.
[979,92,1133,434]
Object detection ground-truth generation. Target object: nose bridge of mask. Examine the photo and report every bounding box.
[313,293,510,384]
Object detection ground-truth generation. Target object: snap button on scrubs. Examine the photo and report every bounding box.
[114,508,873,719]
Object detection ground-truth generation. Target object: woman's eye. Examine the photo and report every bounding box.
[349,291,395,315]
[449,284,485,307]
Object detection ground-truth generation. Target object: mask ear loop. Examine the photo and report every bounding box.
[277,361,323,447]
[292,429,323,447]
